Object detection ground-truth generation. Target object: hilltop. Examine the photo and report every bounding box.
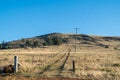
[0,32,120,50]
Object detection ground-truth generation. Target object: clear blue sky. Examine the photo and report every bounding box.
[0,0,120,42]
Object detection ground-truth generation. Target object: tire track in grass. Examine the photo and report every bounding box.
[39,52,66,74]
[39,49,71,77]
[58,51,70,73]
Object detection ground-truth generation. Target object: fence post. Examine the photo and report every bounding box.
[14,56,18,73]
[73,60,75,73]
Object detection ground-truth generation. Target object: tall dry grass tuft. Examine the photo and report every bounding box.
[18,62,37,73]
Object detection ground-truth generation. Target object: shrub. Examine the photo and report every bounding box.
[33,41,40,47]
[52,36,62,45]
[112,63,120,67]
[25,40,32,47]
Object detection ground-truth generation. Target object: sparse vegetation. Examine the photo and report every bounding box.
[0,33,67,49]
[1,33,120,49]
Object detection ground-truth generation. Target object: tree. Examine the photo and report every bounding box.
[53,37,62,45]
[33,41,39,47]
[20,44,25,48]
[46,37,54,45]
[0,44,2,49]
[43,41,48,46]
[1,41,9,49]
[25,40,32,47]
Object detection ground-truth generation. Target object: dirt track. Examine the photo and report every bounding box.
[0,75,92,80]
[0,76,84,80]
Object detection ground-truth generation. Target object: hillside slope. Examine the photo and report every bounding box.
[0,33,120,49]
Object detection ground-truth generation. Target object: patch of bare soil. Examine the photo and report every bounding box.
[34,78,82,80]
[0,75,92,80]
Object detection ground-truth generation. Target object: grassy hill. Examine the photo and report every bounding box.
[0,32,120,49]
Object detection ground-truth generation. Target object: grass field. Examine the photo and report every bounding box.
[0,42,120,80]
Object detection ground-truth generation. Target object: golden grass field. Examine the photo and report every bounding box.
[0,38,120,80]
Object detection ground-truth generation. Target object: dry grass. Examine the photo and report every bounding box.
[0,41,120,80]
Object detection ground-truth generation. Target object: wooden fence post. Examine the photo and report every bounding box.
[73,60,75,73]
[14,56,18,73]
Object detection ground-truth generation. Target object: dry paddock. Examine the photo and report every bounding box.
[0,45,120,80]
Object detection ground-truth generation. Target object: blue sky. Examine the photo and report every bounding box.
[0,0,120,42]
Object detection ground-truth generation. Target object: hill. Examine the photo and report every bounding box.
[0,32,120,49]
